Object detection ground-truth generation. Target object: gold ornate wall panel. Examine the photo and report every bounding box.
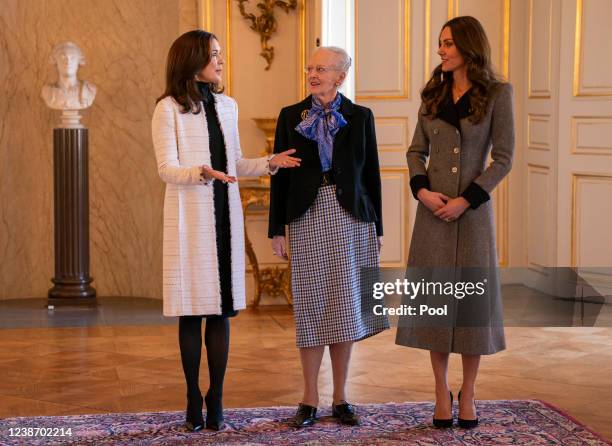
[573,0,612,97]
[528,0,553,98]
[380,170,410,268]
[355,0,410,100]
[528,114,552,151]
[375,117,410,153]
[571,117,612,156]
[197,0,213,30]
[527,164,551,271]
[571,174,612,267]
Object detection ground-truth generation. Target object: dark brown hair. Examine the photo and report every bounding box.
[156,29,223,114]
[421,16,502,124]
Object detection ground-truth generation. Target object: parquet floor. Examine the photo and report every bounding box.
[0,305,610,439]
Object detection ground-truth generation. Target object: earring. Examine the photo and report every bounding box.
[440,71,444,82]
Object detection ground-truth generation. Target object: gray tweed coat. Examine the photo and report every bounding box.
[395,82,514,355]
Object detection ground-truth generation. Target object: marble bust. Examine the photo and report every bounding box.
[42,42,96,113]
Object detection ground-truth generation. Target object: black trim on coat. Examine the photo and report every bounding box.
[436,88,473,131]
[409,174,430,199]
[461,181,491,209]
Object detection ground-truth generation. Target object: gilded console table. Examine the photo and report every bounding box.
[239,180,292,306]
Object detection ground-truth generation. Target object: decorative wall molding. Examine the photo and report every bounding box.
[527,164,551,272]
[571,116,612,156]
[571,173,612,267]
[528,0,553,98]
[380,168,409,267]
[573,0,612,97]
[355,0,410,100]
[375,117,410,153]
[528,113,552,151]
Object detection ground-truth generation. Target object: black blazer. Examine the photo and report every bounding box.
[268,94,383,238]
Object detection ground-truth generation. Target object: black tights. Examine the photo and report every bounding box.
[179,316,229,411]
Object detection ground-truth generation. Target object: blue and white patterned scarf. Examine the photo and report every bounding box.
[295,94,347,172]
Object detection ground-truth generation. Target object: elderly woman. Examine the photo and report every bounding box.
[152,30,299,432]
[268,46,389,427]
[395,16,514,429]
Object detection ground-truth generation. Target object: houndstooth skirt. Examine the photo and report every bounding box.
[288,185,390,348]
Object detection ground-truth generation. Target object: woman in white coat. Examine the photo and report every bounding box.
[152,30,299,432]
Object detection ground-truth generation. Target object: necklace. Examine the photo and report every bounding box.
[453,84,470,102]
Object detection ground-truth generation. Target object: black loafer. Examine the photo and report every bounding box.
[332,401,360,426]
[292,403,317,427]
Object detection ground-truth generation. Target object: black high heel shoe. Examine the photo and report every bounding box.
[185,392,204,432]
[433,391,454,428]
[204,390,225,431]
[457,390,479,429]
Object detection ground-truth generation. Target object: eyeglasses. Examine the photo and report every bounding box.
[304,65,340,74]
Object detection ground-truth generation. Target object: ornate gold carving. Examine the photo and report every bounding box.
[235,0,297,70]
[253,117,277,156]
[253,117,277,186]
[240,181,292,306]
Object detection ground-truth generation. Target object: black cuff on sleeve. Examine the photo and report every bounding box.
[268,225,286,239]
[461,182,491,209]
[409,175,430,199]
[375,222,383,237]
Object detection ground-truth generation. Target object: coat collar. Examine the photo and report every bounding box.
[436,87,473,130]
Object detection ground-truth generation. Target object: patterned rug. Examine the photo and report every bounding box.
[0,400,609,445]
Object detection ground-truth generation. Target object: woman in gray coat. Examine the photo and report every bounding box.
[395,16,514,429]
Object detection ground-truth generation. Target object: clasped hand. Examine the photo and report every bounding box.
[417,189,469,222]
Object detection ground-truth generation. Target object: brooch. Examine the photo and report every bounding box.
[301,109,309,120]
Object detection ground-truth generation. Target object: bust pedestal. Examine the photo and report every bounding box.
[47,128,96,305]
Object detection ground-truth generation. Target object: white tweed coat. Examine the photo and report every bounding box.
[152,93,269,316]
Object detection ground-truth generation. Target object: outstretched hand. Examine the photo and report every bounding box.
[200,165,236,183]
[269,149,301,169]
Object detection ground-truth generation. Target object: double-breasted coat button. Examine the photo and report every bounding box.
[433,129,439,135]
[337,187,344,195]
[451,167,458,173]
[453,147,460,154]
